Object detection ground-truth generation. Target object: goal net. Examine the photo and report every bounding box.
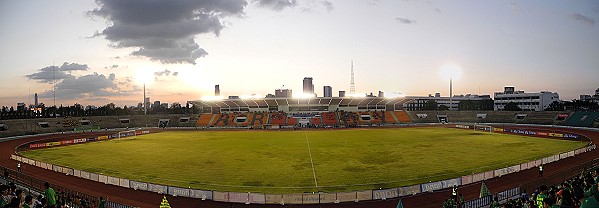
[117,129,137,139]
[473,124,493,134]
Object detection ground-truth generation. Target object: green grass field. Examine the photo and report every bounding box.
[22,127,584,193]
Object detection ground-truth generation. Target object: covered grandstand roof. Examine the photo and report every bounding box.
[188,97,409,109]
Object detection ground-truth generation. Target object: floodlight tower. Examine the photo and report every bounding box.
[143,83,147,115]
[350,60,355,95]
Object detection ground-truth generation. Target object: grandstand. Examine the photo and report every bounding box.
[564,111,599,127]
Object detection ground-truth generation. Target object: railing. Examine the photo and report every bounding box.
[1,166,134,208]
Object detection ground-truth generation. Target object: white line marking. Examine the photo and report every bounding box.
[304,131,318,187]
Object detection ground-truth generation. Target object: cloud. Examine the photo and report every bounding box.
[395,17,416,24]
[26,62,89,83]
[154,69,179,81]
[570,13,595,25]
[322,0,333,12]
[90,0,248,64]
[38,72,121,100]
[433,8,441,14]
[254,0,297,11]
[104,64,119,69]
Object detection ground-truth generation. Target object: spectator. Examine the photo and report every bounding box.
[44,182,56,208]
[22,195,33,208]
[2,168,7,180]
[537,185,548,208]
[99,196,106,208]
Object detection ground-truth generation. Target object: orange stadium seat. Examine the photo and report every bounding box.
[393,111,412,123]
[196,114,216,126]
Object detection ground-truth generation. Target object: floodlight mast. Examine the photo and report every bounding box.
[450,77,453,110]
[144,82,147,115]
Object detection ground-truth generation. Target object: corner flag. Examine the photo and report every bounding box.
[480,181,491,198]
[160,196,171,208]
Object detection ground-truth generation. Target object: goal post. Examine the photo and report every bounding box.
[473,124,493,134]
[117,129,137,139]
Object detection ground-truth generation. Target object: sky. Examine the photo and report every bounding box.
[0,0,598,108]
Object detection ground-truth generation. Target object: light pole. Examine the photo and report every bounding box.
[449,77,453,110]
[144,82,147,115]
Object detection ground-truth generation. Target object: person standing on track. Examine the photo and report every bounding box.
[538,165,543,177]
[17,163,21,173]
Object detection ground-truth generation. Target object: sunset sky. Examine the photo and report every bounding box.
[0,0,598,108]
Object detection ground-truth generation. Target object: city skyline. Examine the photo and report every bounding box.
[1,0,598,107]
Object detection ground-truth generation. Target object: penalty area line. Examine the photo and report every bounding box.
[304,131,318,187]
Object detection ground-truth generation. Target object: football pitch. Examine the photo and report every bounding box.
[21,127,584,193]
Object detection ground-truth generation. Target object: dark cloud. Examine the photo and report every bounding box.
[395,17,416,24]
[154,69,179,81]
[322,0,333,12]
[105,64,119,69]
[38,72,120,100]
[25,62,89,83]
[571,13,595,25]
[90,0,248,64]
[173,72,179,76]
[255,0,297,11]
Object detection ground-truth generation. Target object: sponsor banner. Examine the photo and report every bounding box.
[319,193,336,204]
[282,194,303,204]
[46,164,52,171]
[87,137,97,142]
[73,170,81,178]
[129,181,148,191]
[141,130,150,134]
[99,175,107,184]
[494,168,508,177]
[398,185,421,196]
[64,168,74,176]
[535,159,542,167]
[40,162,47,170]
[80,171,90,180]
[548,133,563,137]
[373,188,398,199]
[28,158,35,165]
[119,179,129,188]
[510,165,521,173]
[73,138,87,143]
[14,156,21,162]
[60,140,74,145]
[455,125,470,129]
[356,190,373,201]
[560,153,568,160]
[89,173,99,182]
[53,165,62,173]
[554,155,560,162]
[494,128,504,132]
[508,129,537,135]
[336,192,356,202]
[461,175,473,185]
[249,193,265,204]
[190,189,212,200]
[10,155,16,160]
[168,187,191,198]
[46,142,61,147]
[520,162,528,170]
[575,149,581,155]
[228,192,248,203]
[568,151,575,157]
[472,172,485,183]
[484,171,494,180]
[495,165,521,177]
[147,183,168,194]
[265,195,283,204]
[527,161,536,168]
[421,178,461,193]
[213,191,229,202]
[35,161,41,167]
[29,143,46,148]
[107,176,120,186]
[563,134,579,139]
[302,193,320,204]
[537,132,548,136]
[97,135,108,140]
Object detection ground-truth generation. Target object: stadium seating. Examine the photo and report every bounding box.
[392,111,412,123]
[564,111,599,127]
[196,114,216,126]
[321,112,339,126]
[249,112,269,127]
[269,111,287,125]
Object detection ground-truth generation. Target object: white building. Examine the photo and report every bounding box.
[494,86,559,111]
[403,93,492,111]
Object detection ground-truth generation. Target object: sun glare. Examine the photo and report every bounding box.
[135,69,155,85]
[440,64,462,80]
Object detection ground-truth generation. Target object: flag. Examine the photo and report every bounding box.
[480,181,491,198]
[160,196,171,208]
[396,199,404,208]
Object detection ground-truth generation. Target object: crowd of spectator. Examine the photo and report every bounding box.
[449,167,599,208]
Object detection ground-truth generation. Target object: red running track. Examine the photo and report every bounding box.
[0,126,598,208]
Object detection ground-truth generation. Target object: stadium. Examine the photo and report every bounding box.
[1,95,599,208]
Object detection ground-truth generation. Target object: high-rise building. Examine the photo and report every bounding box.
[34,93,38,106]
[323,86,332,97]
[215,85,220,96]
[378,91,384,98]
[339,91,346,97]
[303,77,314,94]
[275,89,292,98]
[494,86,559,111]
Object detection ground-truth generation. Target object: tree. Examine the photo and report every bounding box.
[503,102,522,111]
[423,100,438,110]
[545,101,564,111]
